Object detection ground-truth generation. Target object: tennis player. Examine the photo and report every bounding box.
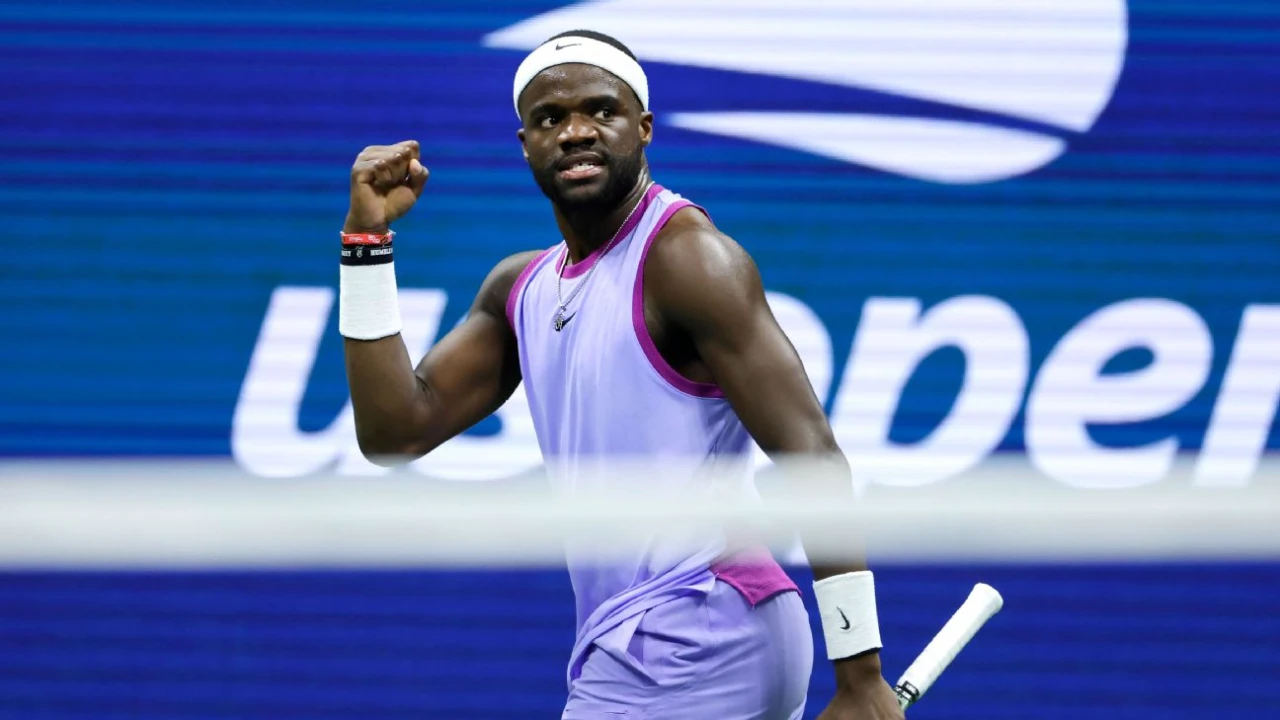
[339,30,903,720]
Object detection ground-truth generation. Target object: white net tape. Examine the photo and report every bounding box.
[1,456,1277,568]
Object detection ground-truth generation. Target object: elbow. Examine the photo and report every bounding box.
[354,430,433,467]
[360,448,413,468]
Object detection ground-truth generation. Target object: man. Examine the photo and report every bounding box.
[338,30,904,719]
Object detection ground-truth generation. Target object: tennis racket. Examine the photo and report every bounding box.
[894,583,1004,710]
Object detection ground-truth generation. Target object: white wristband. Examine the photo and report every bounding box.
[339,263,403,340]
[813,571,882,660]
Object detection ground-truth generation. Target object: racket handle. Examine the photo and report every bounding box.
[894,583,1004,709]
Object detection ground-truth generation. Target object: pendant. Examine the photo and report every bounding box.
[553,307,577,332]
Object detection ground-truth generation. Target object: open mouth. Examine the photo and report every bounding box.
[558,154,605,181]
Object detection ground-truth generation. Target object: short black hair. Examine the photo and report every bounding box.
[545,29,638,61]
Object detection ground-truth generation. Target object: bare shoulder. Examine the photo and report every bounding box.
[489,249,546,288]
[646,206,762,304]
[475,249,546,319]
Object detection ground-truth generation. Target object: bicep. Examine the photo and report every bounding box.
[414,310,520,432]
[657,236,835,456]
[406,254,532,453]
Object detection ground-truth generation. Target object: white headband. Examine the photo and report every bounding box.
[512,36,649,117]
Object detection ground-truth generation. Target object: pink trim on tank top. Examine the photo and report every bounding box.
[558,183,664,279]
[632,200,725,399]
[505,248,555,330]
[710,547,799,607]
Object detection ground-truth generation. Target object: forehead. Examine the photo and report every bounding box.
[519,63,632,113]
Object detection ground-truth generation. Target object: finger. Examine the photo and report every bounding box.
[407,158,429,198]
[394,139,420,161]
[351,161,377,185]
[371,157,398,188]
[390,143,416,178]
[353,145,387,168]
[381,146,416,186]
[351,144,389,184]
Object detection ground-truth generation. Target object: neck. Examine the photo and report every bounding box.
[554,171,653,264]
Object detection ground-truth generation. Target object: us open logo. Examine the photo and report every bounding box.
[485,0,1128,184]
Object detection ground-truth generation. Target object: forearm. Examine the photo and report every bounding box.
[343,336,433,461]
[800,449,867,580]
[789,448,887,685]
[338,218,433,461]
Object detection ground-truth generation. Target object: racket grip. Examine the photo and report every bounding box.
[894,583,1004,709]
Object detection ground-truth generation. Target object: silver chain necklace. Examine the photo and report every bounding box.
[553,183,653,332]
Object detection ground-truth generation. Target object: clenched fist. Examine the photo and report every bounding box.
[344,140,430,233]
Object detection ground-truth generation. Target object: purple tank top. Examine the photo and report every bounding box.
[506,185,797,680]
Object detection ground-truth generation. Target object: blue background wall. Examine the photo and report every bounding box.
[1,1,1278,717]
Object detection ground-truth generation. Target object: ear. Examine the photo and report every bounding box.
[517,127,529,163]
[639,111,654,147]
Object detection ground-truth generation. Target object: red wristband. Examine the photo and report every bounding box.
[340,230,396,246]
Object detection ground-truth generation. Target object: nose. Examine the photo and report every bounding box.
[558,112,598,150]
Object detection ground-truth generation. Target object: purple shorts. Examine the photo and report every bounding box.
[562,580,813,719]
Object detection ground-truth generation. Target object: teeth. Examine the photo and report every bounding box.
[570,163,594,171]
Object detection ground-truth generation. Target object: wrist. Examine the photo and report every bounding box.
[341,229,396,247]
[833,649,883,690]
[338,227,402,341]
[343,215,389,235]
[813,570,883,662]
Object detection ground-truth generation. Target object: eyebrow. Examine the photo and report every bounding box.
[528,93,623,119]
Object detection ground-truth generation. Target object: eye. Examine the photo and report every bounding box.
[595,107,615,121]
[535,110,563,129]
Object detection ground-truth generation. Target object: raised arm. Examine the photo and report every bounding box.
[339,140,536,463]
[644,210,905,720]
[344,251,535,462]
